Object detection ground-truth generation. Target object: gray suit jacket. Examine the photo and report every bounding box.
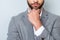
[7,9,60,40]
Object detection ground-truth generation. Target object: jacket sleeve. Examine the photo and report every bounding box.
[7,17,21,40]
[51,17,60,40]
[44,17,60,40]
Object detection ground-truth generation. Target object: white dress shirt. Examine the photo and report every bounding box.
[28,9,45,37]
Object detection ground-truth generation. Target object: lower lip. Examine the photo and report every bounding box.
[32,4,39,6]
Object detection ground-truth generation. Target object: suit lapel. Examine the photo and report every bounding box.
[41,9,48,27]
[22,10,35,40]
[40,9,49,38]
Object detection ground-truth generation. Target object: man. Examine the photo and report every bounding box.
[7,0,60,40]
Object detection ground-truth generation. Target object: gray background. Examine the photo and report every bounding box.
[0,0,60,40]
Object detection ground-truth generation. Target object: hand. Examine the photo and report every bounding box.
[27,9,42,30]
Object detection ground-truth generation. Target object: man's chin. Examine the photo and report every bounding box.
[32,7,40,10]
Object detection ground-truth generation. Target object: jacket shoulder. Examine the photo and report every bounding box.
[13,10,27,20]
[46,11,60,20]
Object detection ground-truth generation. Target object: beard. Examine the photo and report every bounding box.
[27,1,44,10]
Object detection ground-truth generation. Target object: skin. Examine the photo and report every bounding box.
[27,0,44,30]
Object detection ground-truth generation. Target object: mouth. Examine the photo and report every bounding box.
[32,3,40,7]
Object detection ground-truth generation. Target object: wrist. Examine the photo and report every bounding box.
[34,21,42,30]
